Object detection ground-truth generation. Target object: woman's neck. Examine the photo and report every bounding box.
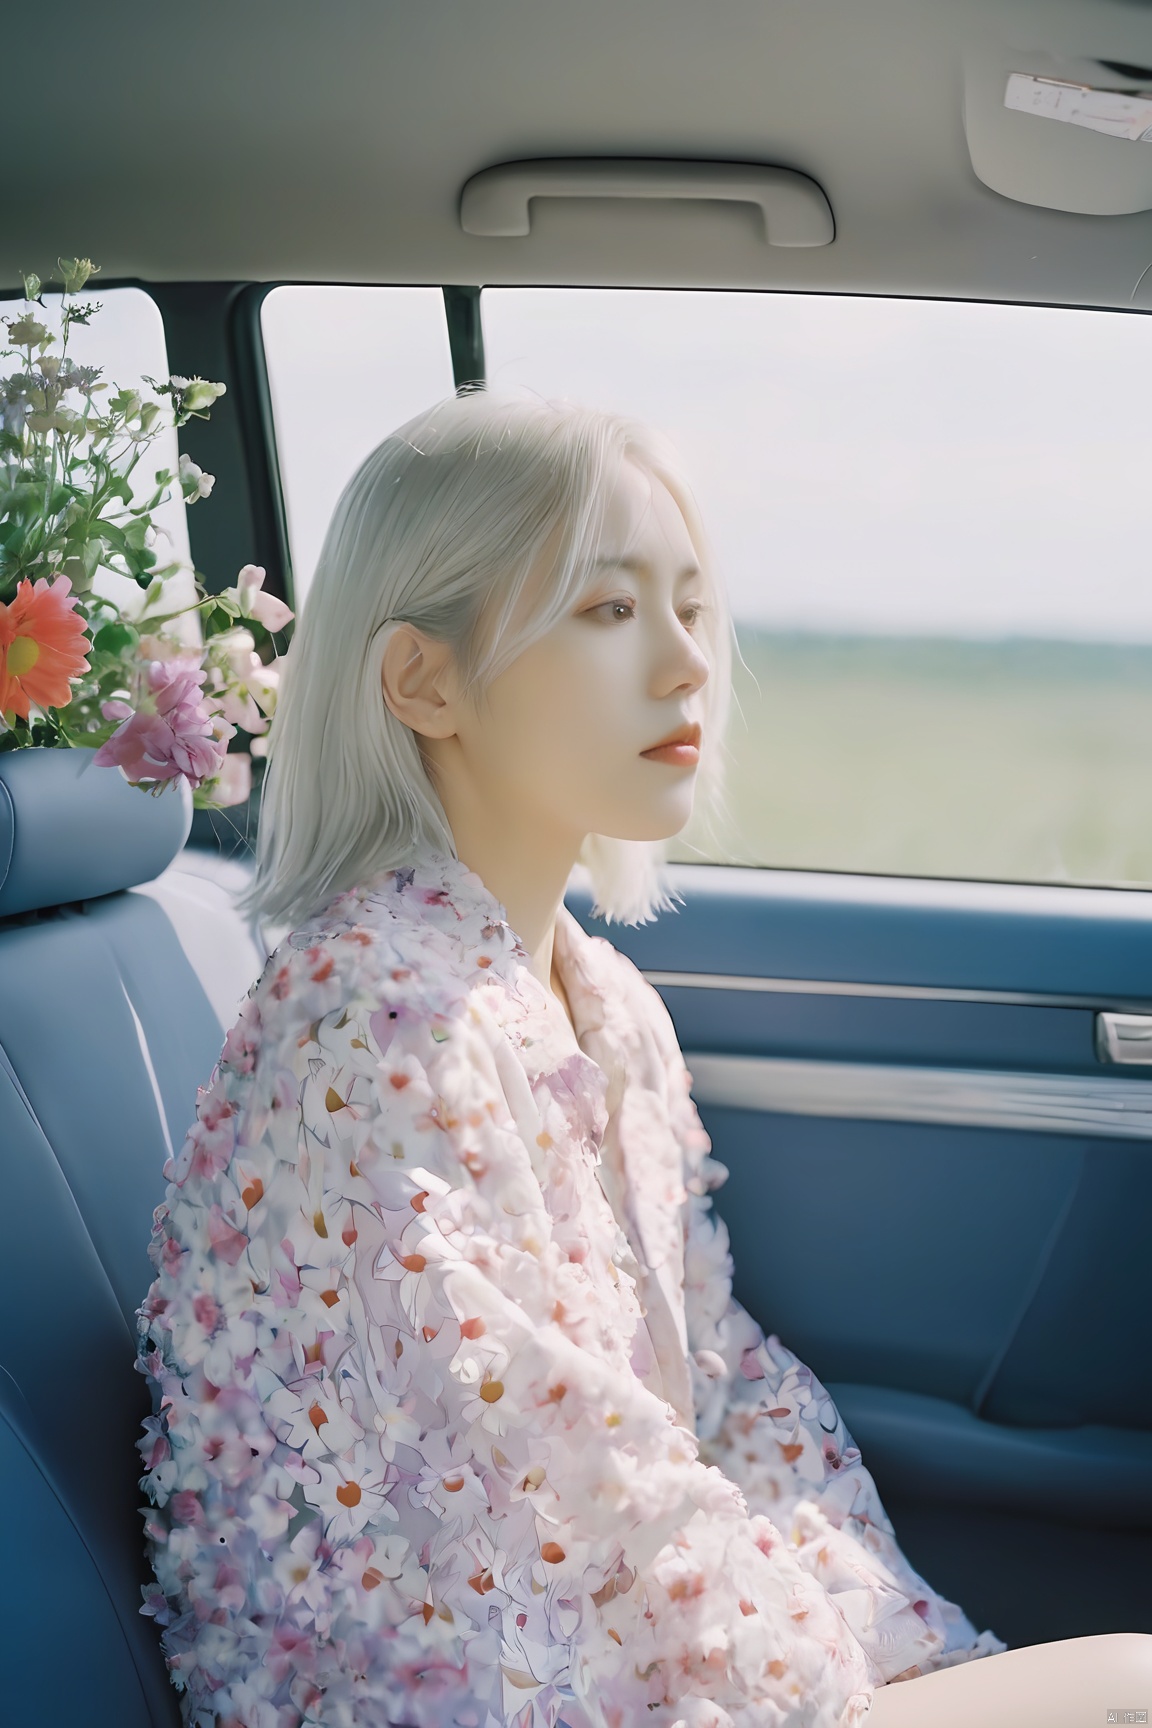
[447,825,580,1007]
[422,744,584,1020]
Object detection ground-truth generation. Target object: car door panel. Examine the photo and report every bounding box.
[569,862,1152,1640]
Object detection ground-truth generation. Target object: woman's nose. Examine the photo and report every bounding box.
[656,612,710,697]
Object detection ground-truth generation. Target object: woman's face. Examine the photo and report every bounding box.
[451,457,711,848]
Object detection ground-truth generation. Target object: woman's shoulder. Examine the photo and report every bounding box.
[568,914,681,1049]
[224,876,480,1088]
[564,913,721,1188]
[161,875,490,1204]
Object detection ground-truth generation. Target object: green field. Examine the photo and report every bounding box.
[670,632,1152,887]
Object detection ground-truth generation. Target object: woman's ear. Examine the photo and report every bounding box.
[380,624,459,739]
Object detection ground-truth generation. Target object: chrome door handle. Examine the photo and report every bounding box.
[1095,1012,1152,1064]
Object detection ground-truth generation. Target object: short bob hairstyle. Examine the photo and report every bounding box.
[240,390,731,931]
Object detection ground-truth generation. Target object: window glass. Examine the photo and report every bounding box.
[484,288,1152,887]
[261,287,454,607]
[34,287,194,629]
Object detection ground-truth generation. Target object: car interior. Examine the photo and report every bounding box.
[2,1,1152,1721]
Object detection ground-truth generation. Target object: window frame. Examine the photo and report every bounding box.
[210,278,1152,892]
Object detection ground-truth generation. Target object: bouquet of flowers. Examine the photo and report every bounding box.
[0,257,293,808]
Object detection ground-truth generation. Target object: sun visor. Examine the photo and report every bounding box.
[964,45,1152,215]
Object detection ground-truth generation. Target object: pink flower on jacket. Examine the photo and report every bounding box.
[93,657,234,789]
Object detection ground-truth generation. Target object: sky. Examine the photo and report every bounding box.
[224,284,1152,642]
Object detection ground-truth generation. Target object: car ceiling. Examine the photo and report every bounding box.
[5,0,1152,310]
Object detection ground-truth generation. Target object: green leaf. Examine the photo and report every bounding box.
[7,480,47,512]
[77,537,104,577]
[59,302,100,329]
[96,521,130,556]
[92,620,139,656]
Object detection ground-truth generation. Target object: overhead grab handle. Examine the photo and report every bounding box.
[459,158,835,247]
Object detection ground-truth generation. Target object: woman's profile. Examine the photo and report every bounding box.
[136,392,1151,1727]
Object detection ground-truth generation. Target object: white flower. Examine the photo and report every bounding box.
[212,625,259,680]
[370,1393,422,1462]
[301,1452,397,1544]
[178,451,215,503]
[236,563,294,632]
[262,1381,363,1460]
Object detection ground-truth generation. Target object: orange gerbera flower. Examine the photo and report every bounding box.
[0,574,91,721]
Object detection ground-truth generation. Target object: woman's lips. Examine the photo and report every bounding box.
[640,725,701,768]
[640,741,700,766]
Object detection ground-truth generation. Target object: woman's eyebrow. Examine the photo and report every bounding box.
[592,553,702,580]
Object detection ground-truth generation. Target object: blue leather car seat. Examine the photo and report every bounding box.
[0,748,256,1728]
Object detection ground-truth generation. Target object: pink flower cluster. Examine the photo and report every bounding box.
[94,657,234,790]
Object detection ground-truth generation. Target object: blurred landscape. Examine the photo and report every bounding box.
[671,630,1152,887]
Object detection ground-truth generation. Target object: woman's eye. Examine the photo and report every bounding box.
[588,598,636,622]
[680,601,706,628]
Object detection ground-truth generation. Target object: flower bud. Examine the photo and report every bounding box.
[21,271,42,302]
[58,257,98,294]
[177,376,226,413]
[178,451,215,503]
[234,564,293,632]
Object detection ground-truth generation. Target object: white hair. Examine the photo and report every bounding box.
[239,390,731,931]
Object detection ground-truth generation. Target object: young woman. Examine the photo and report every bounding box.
[137,393,1151,1728]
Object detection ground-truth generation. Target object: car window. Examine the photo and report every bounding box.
[484,286,1152,889]
[261,286,454,607]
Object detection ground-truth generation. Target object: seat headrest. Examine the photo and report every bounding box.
[0,747,192,918]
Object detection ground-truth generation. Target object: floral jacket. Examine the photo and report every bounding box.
[137,851,1006,1728]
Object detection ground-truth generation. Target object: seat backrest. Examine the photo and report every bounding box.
[0,748,258,1727]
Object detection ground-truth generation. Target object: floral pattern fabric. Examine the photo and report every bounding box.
[137,851,1006,1728]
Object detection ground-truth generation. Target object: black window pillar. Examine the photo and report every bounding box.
[148,282,291,606]
[443,286,486,391]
